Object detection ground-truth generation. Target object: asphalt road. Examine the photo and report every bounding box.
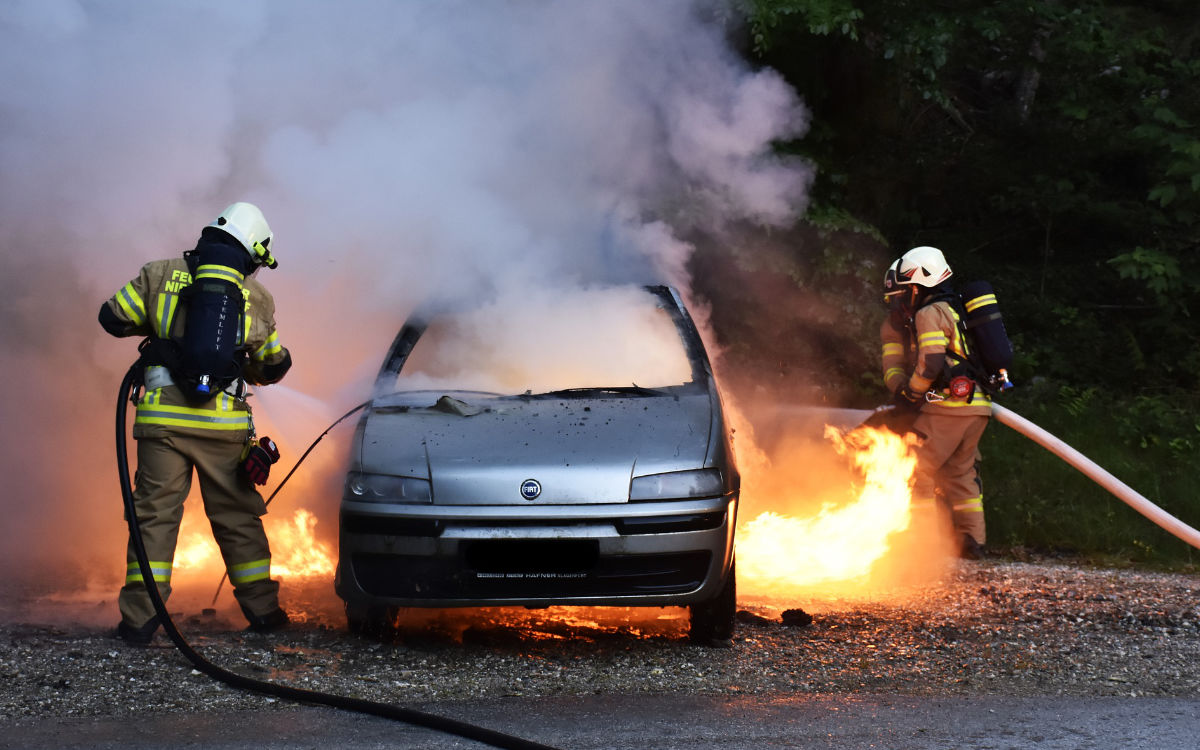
[6,692,1198,749]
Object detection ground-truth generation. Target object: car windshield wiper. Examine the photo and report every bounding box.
[373,389,504,401]
[533,385,666,398]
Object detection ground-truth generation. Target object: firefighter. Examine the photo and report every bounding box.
[100,202,293,644]
[879,246,991,559]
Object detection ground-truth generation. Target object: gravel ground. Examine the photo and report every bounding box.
[1,557,1198,725]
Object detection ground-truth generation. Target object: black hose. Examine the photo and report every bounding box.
[116,365,562,750]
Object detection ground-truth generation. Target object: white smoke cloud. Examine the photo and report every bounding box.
[0,0,811,587]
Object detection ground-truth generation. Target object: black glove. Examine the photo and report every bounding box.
[857,386,925,438]
[891,384,925,413]
[241,436,280,485]
[860,404,918,436]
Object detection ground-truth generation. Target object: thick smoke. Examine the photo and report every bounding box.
[0,1,810,591]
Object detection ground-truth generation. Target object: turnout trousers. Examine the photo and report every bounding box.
[911,411,990,545]
[119,432,280,628]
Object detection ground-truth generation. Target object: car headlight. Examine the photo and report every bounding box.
[344,472,432,504]
[629,468,723,501]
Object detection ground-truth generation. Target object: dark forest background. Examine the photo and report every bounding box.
[692,0,1200,567]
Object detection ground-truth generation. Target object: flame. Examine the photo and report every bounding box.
[171,507,334,581]
[380,605,689,642]
[736,424,922,598]
[267,508,336,579]
[174,531,219,571]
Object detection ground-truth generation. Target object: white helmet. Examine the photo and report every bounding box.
[895,246,951,288]
[209,202,277,268]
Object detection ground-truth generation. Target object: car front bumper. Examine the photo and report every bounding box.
[335,494,737,608]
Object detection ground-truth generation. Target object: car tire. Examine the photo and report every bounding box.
[688,560,736,647]
[345,603,396,637]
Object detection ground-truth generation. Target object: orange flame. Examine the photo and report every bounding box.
[172,507,334,581]
[174,529,219,571]
[736,424,921,598]
[268,508,336,579]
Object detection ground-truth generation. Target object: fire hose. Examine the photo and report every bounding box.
[989,402,1200,550]
[115,363,562,750]
[858,401,1200,550]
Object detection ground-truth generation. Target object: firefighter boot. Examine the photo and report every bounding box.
[958,533,984,560]
[243,606,290,633]
[115,616,160,646]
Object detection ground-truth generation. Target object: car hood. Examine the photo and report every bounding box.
[357,391,714,505]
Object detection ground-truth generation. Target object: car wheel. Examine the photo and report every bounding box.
[345,603,396,637]
[688,560,736,647]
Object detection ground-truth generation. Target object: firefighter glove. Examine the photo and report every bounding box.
[241,436,280,486]
[891,384,925,413]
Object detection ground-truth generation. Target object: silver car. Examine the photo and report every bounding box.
[334,285,739,644]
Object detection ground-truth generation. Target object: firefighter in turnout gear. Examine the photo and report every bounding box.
[879,246,991,559]
[100,202,293,644]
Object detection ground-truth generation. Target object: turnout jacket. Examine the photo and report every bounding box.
[101,258,291,441]
[880,300,991,417]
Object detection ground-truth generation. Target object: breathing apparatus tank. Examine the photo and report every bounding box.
[959,280,1014,391]
[174,202,276,403]
[178,233,250,402]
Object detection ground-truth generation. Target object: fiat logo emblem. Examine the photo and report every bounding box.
[520,479,542,500]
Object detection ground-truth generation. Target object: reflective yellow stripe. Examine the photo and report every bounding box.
[154,293,179,338]
[195,264,245,287]
[964,294,997,313]
[228,558,271,585]
[116,282,146,325]
[947,307,970,358]
[952,496,984,512]
[882,342,904,357]
[254,330,283,361]
[135,403,250,431]
[126,560,173,583]
[884,366,906,382]
[918,331,947,348]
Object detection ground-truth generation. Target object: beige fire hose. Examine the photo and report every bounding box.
[990,402,1200,550]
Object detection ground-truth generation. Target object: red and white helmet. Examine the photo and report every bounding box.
[894,246,952,288]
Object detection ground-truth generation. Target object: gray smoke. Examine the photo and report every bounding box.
[0,0,810,589]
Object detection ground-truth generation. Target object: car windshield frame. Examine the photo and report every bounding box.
[372,285,714,400]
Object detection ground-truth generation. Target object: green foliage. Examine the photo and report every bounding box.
[734,0,1200,395]
[1107,247,1183,304]
[743,0,864,50]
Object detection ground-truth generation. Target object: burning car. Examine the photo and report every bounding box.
[334,285,739,644]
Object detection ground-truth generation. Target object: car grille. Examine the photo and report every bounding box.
[350,547,712,599]
[341,510,726,538]
[341,512,444,537]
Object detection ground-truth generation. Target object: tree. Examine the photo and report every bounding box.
[731,0,1200,393]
